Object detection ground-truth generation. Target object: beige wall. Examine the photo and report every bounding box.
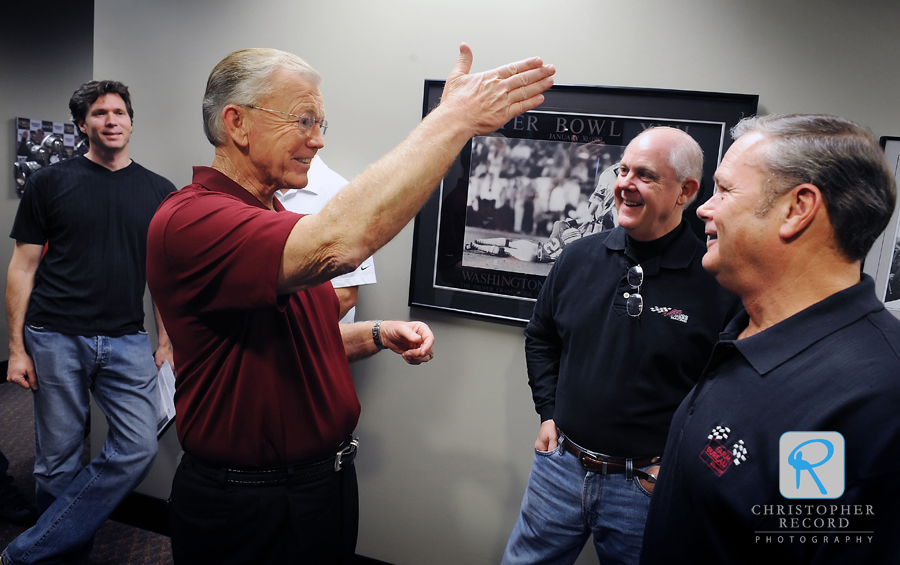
[87,1,900,564]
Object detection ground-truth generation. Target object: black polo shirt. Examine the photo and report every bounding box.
[641,276,900,563]
[525,221,738,457]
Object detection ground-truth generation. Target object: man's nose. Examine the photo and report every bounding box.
[308,127,325,149]
[696,198,712,220]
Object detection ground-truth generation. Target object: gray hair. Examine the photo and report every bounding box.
[733,114,896,262]
[633,126,704,204]
[202,48,322,146]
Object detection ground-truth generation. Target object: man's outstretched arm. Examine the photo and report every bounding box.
[278,44,555,294]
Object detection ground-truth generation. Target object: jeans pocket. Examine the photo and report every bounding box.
[635,464,660,497]
[534,440,563,457]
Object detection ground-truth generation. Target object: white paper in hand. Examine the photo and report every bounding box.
[156,360,177,436]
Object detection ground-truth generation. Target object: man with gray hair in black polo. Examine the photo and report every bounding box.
[503,127,738,564]
[641,114,900,563]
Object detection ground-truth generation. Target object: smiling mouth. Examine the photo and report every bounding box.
[618,190,642,207]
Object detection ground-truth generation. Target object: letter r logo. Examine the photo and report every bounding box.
[779,432,844,499]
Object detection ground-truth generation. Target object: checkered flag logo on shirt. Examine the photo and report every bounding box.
[732,440,748,465]
[700,425,749,476]
[708,426,730,441]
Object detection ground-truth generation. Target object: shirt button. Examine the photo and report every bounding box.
[688,406,695,415]
[623,292,630,298]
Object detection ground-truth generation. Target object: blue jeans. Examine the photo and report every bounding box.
[2,327,159,565]
[502,437,653,565]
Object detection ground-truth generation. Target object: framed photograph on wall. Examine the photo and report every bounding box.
[863,136,900,319]
[408,83,759,323]
[14,117,79,197]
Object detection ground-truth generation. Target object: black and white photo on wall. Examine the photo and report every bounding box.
[409,82,758,323]
[863,136,900,317]
[13,117,83,197]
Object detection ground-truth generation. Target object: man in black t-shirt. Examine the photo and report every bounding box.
[3,80,175,565]
[503,127,737,565]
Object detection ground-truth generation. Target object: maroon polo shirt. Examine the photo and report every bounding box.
[147,167,360,467]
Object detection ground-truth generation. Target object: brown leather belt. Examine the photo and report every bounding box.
[562,437,660,484]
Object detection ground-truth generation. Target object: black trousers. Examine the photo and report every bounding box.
[168,454,359,564]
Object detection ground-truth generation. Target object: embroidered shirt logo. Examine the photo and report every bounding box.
[700,425,748,476]
[648,306,689,323]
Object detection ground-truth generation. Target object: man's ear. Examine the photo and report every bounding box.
[779,184,823,239]
[677,178,700,206]
[221,104,250,148]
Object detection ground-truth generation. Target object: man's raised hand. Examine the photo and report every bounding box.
[438,43,555,137]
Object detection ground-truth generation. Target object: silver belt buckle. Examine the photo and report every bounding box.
[334,436,360,472]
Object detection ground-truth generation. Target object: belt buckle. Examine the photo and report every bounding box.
[578,451,608,474]
[334,436,360,472]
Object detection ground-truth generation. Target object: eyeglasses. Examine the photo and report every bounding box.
[243,105,328,136]
[625,264,643,317]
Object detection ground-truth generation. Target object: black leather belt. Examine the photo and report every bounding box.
[186,436,359,487]
[562,437,659,483]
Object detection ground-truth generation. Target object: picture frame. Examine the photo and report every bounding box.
[863,136,900,319]
[408,83,759,323]
[14,117,79,197]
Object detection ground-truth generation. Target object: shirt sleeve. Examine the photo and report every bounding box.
[524,259,563,422]
[10,170,48,244]
[329,255,376,288]
[152,191,301,312]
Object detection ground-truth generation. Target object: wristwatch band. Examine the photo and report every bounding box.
[372,320,388,350]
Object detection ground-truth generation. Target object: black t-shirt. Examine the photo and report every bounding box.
[11,156,176,336]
